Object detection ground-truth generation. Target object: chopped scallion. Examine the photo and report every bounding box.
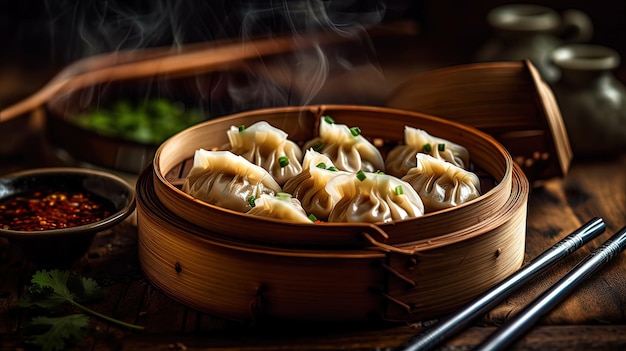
[238,125,246,132]
[323,116,335,124]
[350,126,361,137]
[247,196,256,207]
[356,170,366,181]
[278,156,289,168]
[327,166,338,172]
[395,185,404,195]
[316,162,327,169]
[423,143,432,152]
[313,141,324,152]
[438,143,445,151]
[308,214,318,222]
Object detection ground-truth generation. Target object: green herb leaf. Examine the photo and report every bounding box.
[312,141,324,152]
[395,185,404,195]
[356,170,366,181]
[19,269,144,336]
[26,314,89,351]
[350,126,361,137]
[20,270,74,309]
[278,156,289,168]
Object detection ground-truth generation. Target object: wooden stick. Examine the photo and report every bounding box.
[0,21,417,123]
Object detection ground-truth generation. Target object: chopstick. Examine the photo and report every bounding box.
[398,217,606,351]
[474,224,626,351]
[0,21,418,123]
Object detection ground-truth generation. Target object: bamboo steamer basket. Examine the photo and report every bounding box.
[137,104,529,324]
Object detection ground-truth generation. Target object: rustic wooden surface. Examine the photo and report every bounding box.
[0,152,624,351]
[1,33,626,350]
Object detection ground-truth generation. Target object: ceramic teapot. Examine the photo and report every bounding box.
[475,4,593,83]
[550,44,626,157]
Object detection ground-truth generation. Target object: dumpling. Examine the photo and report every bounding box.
[402,153,481,213]
[226,121,303,185]
[302,116,384,173]
[325,170,424,223]
[182,149,282,212]
[385,126,470,177]
[246,193,312,223]
[283,149,350,221]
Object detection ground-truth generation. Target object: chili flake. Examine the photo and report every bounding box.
[0,191,113,231]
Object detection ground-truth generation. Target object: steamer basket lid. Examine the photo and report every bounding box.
[385,60,572,183]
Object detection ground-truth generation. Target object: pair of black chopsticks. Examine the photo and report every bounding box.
[399,217,626,351]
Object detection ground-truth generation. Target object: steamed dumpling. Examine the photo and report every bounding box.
[182,149,282,212]
[325,171,424,223]
[226,121,303,185]
[246,193,312,223]
[283,149,350,221]
[302,116,384,173]
[402,153,481,213]
[386,126,470,177]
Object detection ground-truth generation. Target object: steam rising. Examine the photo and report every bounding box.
[44,0,388,113]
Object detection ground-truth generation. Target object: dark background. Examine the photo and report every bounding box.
[2,1,624,63]
[1,0,625,106]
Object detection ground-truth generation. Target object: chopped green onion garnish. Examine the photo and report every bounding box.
[350,126,361,137]
[312,141,324,152]
[247,196,256,207]
[278,156,289,168]
[395,185,404,195]
[327,166,338,172]
[356,170,366,181]
[438,143,445,151]
[238,125,246,132]
[308,214,318,222]
[423,143,432,152]
[375,170,385,175]
[316,162,327,169]
[323,116,335,124]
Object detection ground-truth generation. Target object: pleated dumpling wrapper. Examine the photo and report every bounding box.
[283,149,350,221]
[302,116,385,173]
[402,153,481,213]
[325,170,424,223]
[386,126,470,178]
[226,121,303,186]
[182,149,282,213]
[246,193,312,223]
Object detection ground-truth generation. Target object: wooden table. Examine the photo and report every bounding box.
[1,34,626,351]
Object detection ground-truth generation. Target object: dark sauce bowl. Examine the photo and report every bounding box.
[0,167,135,262]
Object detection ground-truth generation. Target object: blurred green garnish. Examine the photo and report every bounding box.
[70,98,205,144]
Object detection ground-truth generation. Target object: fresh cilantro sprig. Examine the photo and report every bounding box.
[19,269,144,351]
[25,314,89,351]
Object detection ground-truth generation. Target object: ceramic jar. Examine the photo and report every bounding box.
[476,4,593,83]
[550,44,626,157]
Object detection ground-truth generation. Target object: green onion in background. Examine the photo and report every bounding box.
[71,98,205,145]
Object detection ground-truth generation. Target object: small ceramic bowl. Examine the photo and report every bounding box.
[0,167,135,262]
